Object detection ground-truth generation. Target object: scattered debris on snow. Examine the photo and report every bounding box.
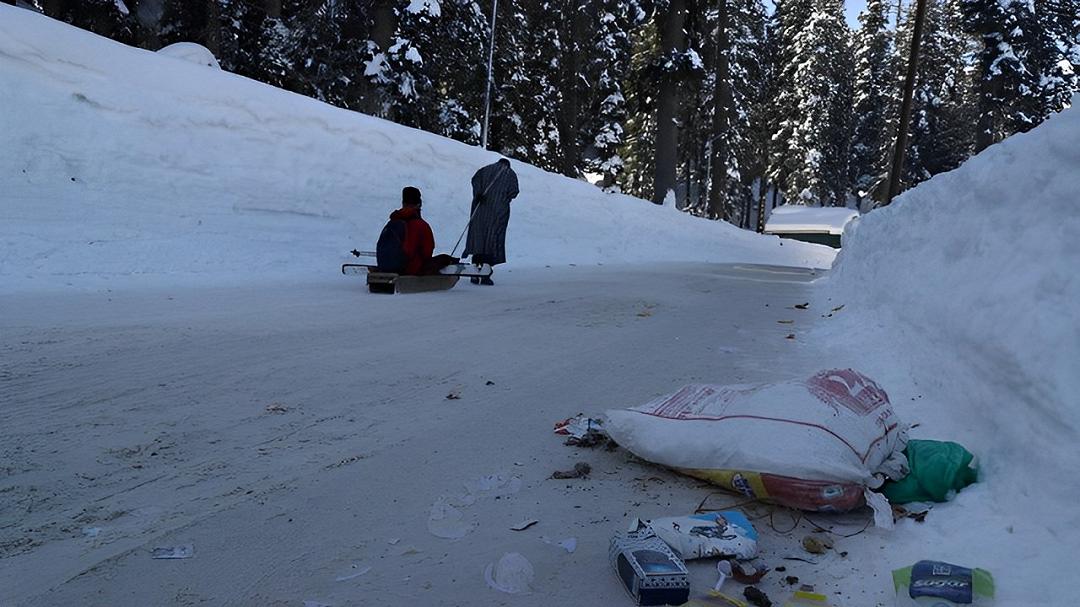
[510,519,539,531]
[551,462,591,479]
[483,552,534,594]
[150,544,193,559]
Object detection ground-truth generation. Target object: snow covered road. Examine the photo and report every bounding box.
[2,263,831,606]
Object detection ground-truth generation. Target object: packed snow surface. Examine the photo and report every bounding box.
[0,6,831,294]
[3,5,1077,606]
[823,94,1080,604]
[764,204,859,235]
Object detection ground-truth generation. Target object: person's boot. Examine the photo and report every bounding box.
[480,276,494,286]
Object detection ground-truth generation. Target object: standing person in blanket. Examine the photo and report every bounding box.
[464,158,519,285]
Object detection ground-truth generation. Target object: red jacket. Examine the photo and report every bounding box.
[390,206,434,275]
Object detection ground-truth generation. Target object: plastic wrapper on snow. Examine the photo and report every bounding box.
[157,42,221,69]
[605,369,908,513]
[483,552,534,594]
[648,511,757,560]
[893,560,994,606]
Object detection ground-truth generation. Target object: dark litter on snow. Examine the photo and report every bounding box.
[743,586,772,607]
[730,560,768,584]
[510,518,539,531]
[801,535,833,555]
[567,430,617,450]
[551,462,591,479]
[554,414,617,449]
[150,544,193,559]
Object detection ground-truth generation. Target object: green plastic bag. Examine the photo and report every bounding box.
[882,440,978,504]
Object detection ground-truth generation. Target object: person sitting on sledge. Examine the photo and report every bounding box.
[375,186,456,275]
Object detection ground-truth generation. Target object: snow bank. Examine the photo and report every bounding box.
[156,42,221,69]
[832,98,1080,441]
[0,6,832,293]
[826,96,1080,603]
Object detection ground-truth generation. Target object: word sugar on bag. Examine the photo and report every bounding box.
[605,369,908,515]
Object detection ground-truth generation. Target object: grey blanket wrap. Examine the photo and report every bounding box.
[464,161,519,265]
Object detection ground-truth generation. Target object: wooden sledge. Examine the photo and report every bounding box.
[365,271,459,294]
[342,263,490,294]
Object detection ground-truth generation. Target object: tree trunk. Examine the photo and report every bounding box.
[41,0,65,16]
[973,45,999,153]
[756,181,768,232]
[884,0,927,205]
[362,0,398,116]
[203,0,221,56]
[371,0,397,57]
[707,0,732,219]
[558,6,589,177]
[652,0,687,205]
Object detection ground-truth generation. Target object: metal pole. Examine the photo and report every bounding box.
[481,0,498,149]
[883,0,928,206]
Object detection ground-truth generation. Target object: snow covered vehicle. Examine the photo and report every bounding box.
[764,205,859,248]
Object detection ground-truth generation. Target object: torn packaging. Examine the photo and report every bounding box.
[648,511,758,560]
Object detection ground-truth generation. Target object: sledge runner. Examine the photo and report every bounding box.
[464,158,519,285]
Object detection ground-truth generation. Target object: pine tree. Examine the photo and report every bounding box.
[675,2,711,212]
[371,0,488,142]
[251,0,302,92]
[769,0,852,205]
[552,1,594,177]
[216,0,271,76]
[1031,0,1080,120]
[848,0,895,202]
[430,0,487,144]
[618,16,661,199]
[652,0,689,204]
[515,0,566,173]
[41,0,140,45]
[729,0,769,225]
[159,0,222,55]
[582,0,646,189]
[376,0,442,131]
[765,0,812,204]
[898,0,974,187]
[823,21,854,205]
[961,0,1043,150]
[693,0,767,221]
[755,1,785,214]
[482,0,530,159]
